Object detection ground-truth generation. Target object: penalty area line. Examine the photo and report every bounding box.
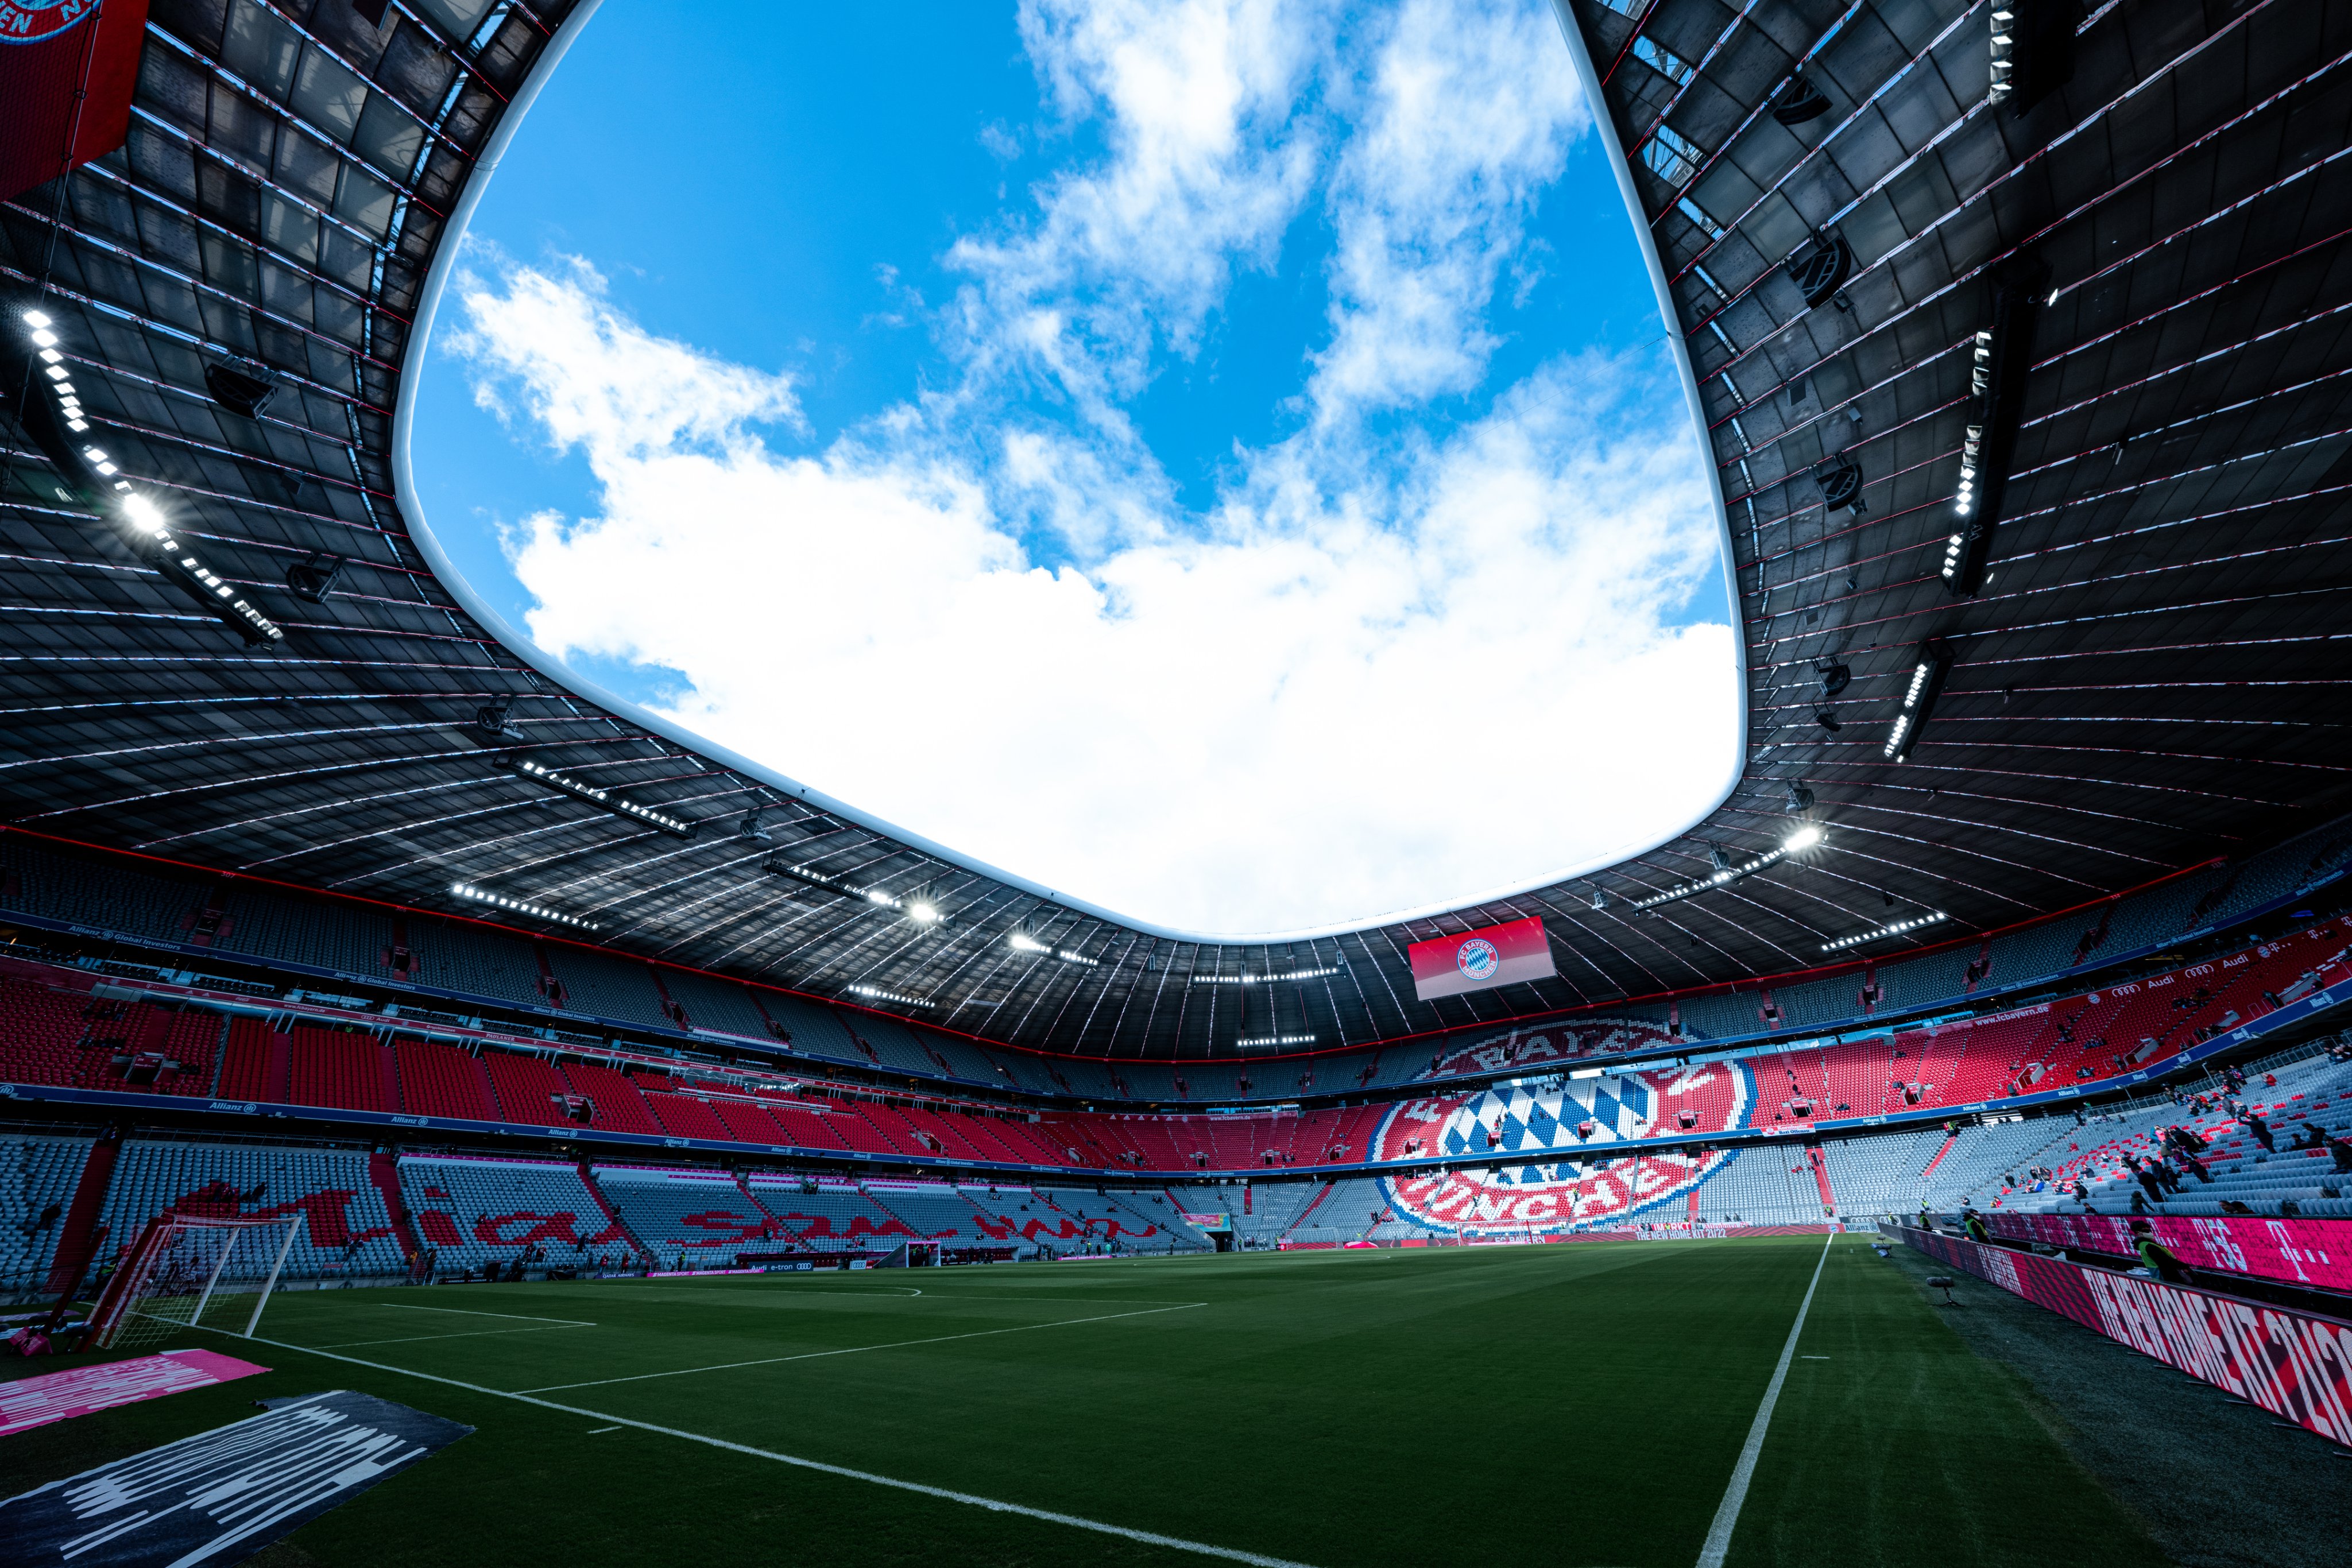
[516,1303,1205,1393]
[1696,1232,1835,1568]
[175,1319,1317,1568]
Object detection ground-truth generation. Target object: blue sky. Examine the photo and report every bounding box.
[409,0,1738,935]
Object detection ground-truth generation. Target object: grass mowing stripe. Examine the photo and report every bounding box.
[516,1303,1205,1393]
[1696,1232,1833,1568]
[172,1320,1318,1568]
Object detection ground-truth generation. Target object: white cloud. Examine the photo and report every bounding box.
[1309,0,1585,417]
[439,1,1740,935]
[457,265,1733,934]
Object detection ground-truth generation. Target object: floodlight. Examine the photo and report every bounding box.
[21,309,51,328]
[448,881,599,929]
[500,757,697,838]
[908,901,941,924]
[1784,825,1824,853]
[1885,640,1955,762]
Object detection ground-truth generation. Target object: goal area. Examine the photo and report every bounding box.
[875,1240,942,1268]
[86,1214,303,1350]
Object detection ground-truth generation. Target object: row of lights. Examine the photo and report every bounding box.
[1631,825,1824,911]
[848,983,933,1009]
[22,308,285,645]
[1821,910,1947,953]
[1234,1033,1316,1048]
[448,882,599,929]
[1008,932,1097,965]
[1189,966,1343,985]
[1987,6,2017,104]
[502,757,697,838]
[760,857,929,922]
[1884,640,1952,763]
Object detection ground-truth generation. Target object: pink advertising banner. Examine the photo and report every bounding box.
[1895,1225,2352,1447]
[0,1346,268,1438]
[1987,1211,2352,1294]
[1409,916,1554,1001]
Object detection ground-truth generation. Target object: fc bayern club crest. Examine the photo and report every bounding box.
[0,2,100,45]
[1454,937,1499,981]
[1372,1059,1757,1233]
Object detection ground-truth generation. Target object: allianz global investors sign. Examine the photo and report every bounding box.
[1409,916,1556,1001]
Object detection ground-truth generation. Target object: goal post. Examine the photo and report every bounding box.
[87,1214,303,1350]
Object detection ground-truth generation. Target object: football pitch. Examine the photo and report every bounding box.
[5,1236,2185,1567]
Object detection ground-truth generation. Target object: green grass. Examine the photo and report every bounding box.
[0,1237,2175,1567]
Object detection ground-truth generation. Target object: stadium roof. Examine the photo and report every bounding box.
[1,0,2346,1061]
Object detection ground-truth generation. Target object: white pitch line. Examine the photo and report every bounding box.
[1696,1233,1835,1568]
[174,1321,1314,1568]
[319,1325,595,1349]
[516,1303,1204,1393]
[353,1302,597,1326]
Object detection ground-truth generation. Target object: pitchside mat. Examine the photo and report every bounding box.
[0,1389,470,1567]
[0,1349,267,1439]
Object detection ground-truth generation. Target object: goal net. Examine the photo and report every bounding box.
[87,1214,303,1350]
[875,1240,942,1268]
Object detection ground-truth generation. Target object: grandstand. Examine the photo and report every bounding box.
[1,2,2349,1565]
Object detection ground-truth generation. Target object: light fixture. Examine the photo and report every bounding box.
[448,881,599,930]
[848,983,933,1009]
[907,901,941,924]
[1784,782,1816,814]
[467,696,525,745]
[1008,932,1098,965]
[1234,1034,1316,1048]
[1190,966,1343,985]
[1884,639,1954,762]
[1822,910,1948,952]
[1944,262,2047,597]
[1988,2,2078,115]
[1633,829,1825,911]
[11,310,283,648]
[501,757,697,837]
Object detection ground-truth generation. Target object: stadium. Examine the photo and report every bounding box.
[3,0,2351,1564]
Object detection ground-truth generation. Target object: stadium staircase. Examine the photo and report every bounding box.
[1283,1181,1336,1240]
[1918,1134,1959,1179]
[42,1125,121,1294]
[580,1163,653,1261]
[368,1150,423,1266]
[732,1171,810,1250]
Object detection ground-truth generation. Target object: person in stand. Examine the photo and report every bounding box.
[2327,1130,2352,1175]
[2133,1159,2169,1206]
[2128,1219,2189,1284]
[2172,1146,2212,1184]
[2241,1110,2276,1152]
[1961,1207,1991,1243]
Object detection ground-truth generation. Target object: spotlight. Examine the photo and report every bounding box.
[1784,782,1816,814]
[908,901,941,925]
[1815,709,1842,732]
[203,359,277,420]
[1785,230,1854,312]
[467,696,525,745]
[1783,825,1824,853]
[284,551,346,603]
[736,808,773,843]
[1817,660,1852,698]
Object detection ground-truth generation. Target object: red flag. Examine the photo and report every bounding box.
[1,1,152,204]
